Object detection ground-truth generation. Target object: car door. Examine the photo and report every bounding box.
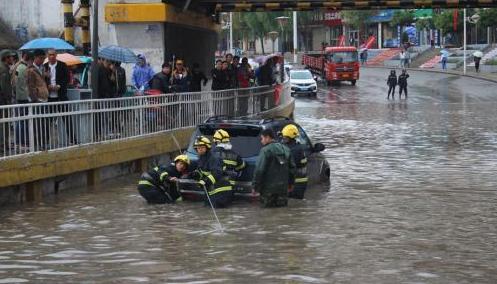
[295,125,329,184]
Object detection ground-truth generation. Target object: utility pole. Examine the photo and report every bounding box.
[91,0,98,98]
[229,12,234,54]
[293,11,298,64]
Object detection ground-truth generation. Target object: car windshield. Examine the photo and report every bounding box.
[290,71,313,80]
[327,51,358,63]
[187,125,263,158]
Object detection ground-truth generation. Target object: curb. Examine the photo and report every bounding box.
[363,66,497,84]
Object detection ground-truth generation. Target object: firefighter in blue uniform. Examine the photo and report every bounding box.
[137,155,191,204]
[281,124,308,199]
[192,136,233,208]
[211,129,246,188]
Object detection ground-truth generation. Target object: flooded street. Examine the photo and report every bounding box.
[1,68,497,283]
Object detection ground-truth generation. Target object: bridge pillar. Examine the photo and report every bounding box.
[25,182,43,202]
[104,3,219,76]
[87,168,101,187]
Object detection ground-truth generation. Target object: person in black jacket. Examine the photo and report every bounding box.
[190,63,208,92]
[113,61,126,97]
[137,155,191,204]
[44,49,74,144]
[211,60,229,91]
[281,124,308,200]
[150,63,172,94]
[387,70,397,100]
[191,136,233,208]
[398,69,409,99]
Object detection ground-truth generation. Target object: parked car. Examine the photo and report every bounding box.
[290,69,318,97]
[182,116,330,200]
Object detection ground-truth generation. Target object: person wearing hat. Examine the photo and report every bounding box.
[137,154,191,204]
[211,129,246,188]
[132,54,154,91]
[0,49,16,152]
[191,136,233,208]
[253,128,295,208]
[281,124,308,199]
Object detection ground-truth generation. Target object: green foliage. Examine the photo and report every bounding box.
[479,9,497,27]
[416,17,435,30]
[485,58,497,65]
[391,10,415,27]
[341,11,376,29]
[401,32,409,44]
[433,9,463,35]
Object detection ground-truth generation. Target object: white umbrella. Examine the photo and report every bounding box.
[473,51,483,58]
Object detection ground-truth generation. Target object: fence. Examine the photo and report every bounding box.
[0,84,284,159]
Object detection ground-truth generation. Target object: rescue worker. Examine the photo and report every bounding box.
[387,70,397,100]
[211,129,246,188]
[398,69,409,99]
[281,124,308,199]
[137,155,190,204]
[192,136,233,208]
[253,128,296,208]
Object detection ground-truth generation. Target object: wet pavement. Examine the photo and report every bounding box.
[1,68,497,283]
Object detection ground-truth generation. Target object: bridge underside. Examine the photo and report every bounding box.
[197,0,497,11]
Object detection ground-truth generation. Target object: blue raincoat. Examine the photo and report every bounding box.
[132,55,155,90]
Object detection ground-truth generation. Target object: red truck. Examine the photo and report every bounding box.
[302,46,360,86]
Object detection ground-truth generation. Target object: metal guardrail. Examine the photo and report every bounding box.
[0,84,285,159]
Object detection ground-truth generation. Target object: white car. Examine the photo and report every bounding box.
[290,69,317,97]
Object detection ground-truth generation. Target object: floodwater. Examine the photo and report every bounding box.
[1,69,497,283]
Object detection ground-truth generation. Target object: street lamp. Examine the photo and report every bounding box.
[221,12,234,54]
[276,16,290,53]
[268,31,279,54]
[463,10,480,74]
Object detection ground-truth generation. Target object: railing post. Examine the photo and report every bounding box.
[178,93,183,128]
[89,101,94,143]
[139,97,144,135]
[234,89,239,117]
[28,105,35,153]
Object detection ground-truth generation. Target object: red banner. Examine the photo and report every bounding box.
[453,10,458,31]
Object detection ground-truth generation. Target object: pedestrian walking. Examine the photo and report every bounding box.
[387,70,397,99]
[132,54,154,92]
[398,69,409,99]
[474,55,481,73]
[399,50,406,68]
[190,63,208,92]
[191,136,233,208]
[440,49,449,70]
[281,124,308,200]
[405,50,411,68]
[252,128,296,208]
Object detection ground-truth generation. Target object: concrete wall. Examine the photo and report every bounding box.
[0,0,64,41]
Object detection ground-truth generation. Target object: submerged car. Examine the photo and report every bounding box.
[290,69,318,97]
[182,116,330,200]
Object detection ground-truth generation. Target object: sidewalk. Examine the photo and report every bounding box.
[363,66,497,84]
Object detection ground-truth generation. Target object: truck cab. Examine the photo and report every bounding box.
[302,46,359,86]
[324,46,360,86]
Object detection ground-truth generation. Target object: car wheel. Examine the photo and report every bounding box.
[351,80,357,86]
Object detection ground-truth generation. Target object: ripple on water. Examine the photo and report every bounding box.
[0,278,29,283]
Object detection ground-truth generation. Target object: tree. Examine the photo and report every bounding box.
[341,11,376,29]
[390,10,415,27]
[479,8,497,43]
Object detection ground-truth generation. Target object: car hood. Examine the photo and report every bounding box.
[290,79,316,84]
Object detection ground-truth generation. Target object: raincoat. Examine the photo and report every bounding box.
[132,55,155,90]
[253,141,295,196]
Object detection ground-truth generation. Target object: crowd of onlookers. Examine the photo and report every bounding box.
[0,49,279,153]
